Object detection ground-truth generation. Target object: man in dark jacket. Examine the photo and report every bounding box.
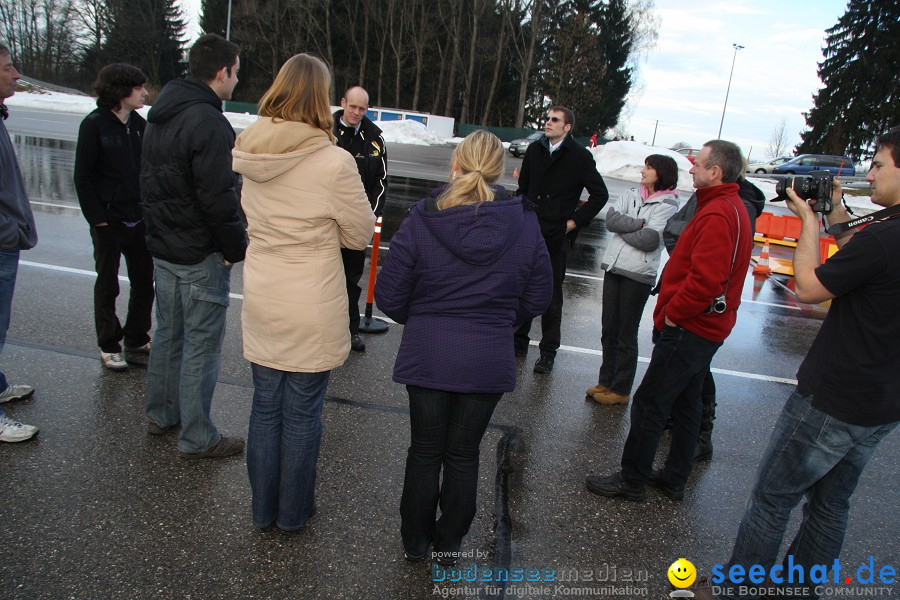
[75,63,154,372]
[0,43,38,443]
[140,34,248,459]
[514,106,609,374]
[586,140,752,503]
[333,86,386,353]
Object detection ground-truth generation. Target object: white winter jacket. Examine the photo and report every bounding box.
[600,187,679,286]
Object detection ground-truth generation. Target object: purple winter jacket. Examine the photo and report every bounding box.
[375,189,552,394]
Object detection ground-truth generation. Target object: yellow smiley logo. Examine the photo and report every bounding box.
[667,558,697,588]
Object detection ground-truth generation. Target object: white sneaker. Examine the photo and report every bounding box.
[0,415,38,442]
[0,383,34,403]
[100,351,128,371]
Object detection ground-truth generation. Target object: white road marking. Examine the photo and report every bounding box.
[18,260,802,386]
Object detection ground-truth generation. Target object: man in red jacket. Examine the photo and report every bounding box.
[585,140,752,502]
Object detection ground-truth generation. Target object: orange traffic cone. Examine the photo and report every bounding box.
[513,166,519,178]
[753,241,771,275]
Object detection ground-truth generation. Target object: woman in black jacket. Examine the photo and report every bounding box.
[74,64,154,371]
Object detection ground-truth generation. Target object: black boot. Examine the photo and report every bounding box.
[694,371,716,461]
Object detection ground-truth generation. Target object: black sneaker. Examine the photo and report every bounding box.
[533,355,554,374]
[514,343,528,357]
[648,470,685,501]
[350,334,366,352]
[585,471,646,502]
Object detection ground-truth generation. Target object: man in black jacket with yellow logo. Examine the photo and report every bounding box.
[333,86,387,352]
[515,106,609,373]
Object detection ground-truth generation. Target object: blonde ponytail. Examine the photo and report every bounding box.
[437,130,505,210]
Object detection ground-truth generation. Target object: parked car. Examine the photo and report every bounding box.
[772,154,856,177]
[675,147,702,164]
[747,156,792,174]
[509,131,543,157]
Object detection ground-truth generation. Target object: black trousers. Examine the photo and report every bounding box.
[598,272,652,395]
[400,385,501,557]
[514,244,567,357]
[341,247,365,335]
[620,325,721,488]
[90,221,154,353]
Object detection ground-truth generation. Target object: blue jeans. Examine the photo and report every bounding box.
[722,391,898,600]
[145,253,232,453]
[620,325,722,487]
[400,385,501,557]
[0,248,19,417]
[246,364,330,530]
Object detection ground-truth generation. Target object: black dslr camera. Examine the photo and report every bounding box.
[773,170,834,214]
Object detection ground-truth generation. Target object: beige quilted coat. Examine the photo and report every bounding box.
[233,117,375,372]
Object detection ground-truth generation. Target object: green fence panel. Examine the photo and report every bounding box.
[456,123,536,142]
[223,100,259,114]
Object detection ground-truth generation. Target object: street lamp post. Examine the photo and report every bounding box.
[226,0,233,41]
[717,43,744,139]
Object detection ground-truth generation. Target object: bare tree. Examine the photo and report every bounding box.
[766,119,790,158]
[458,0,486,124]
[480,0,510,125]
[508,0,545,128]
[440,1,465,117]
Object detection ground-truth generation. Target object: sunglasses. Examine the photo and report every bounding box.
[546,116,563,123]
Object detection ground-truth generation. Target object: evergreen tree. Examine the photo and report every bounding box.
[796,1,900,160]
[95,0,187,88]
[200,0,230,39]
[536,0,635,136]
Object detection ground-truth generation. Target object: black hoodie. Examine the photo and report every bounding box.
[74,107,145,226]
[140,76,247,265]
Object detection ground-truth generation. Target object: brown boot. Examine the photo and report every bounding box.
[585,384,608,399]
[590,390,630,405]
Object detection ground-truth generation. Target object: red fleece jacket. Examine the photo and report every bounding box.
[653,183,753,342]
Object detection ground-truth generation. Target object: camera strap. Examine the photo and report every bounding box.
[719,199,741,300]
[825,204,900,236]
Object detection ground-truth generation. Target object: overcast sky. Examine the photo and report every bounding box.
[178,0,849,160]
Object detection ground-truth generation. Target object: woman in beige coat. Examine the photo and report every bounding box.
[232,53,375,532]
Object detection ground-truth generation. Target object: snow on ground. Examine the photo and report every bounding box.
[6,90,878,212]
[374,119,446,146]
[590,141,694,192]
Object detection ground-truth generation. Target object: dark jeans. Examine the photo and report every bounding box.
[247,363,330,531]
[620,325,721,487]
[400,385,501,557]
[515,244,567,357]
[598,272,652,395]
[341,247,365,335]
[89,222,154,352]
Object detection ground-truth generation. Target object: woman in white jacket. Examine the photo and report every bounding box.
[232,54,375,531]
[587,154,679,405]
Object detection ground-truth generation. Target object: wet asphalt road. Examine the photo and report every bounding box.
[0,134,897,599]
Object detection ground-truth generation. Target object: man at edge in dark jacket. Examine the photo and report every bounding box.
[514,105,609,374]
[333,85,387,353]
[74,63,154,373]
[140,34,248,460]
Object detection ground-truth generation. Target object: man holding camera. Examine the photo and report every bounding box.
[713,127,900,600]
[585,140,752,502]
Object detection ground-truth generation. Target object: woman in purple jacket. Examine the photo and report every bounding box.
[375,130,552,565]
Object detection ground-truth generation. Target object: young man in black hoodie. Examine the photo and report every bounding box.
[333,86,387,352]
[140,34,248,459]
[75,63,154,372]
